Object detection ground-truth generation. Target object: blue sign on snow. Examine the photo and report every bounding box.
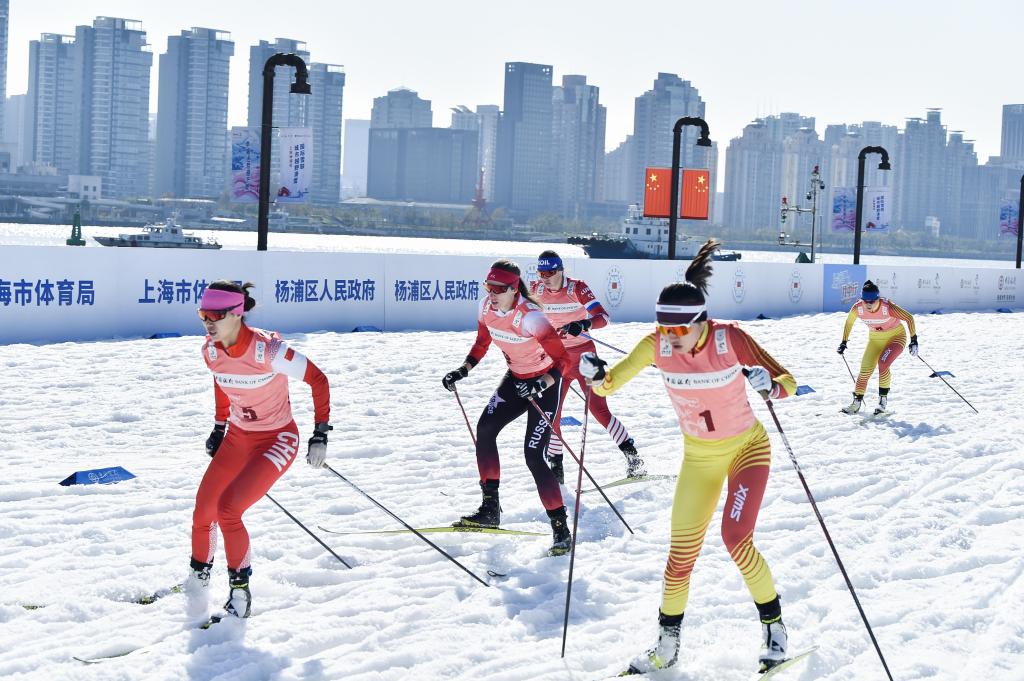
[59,466,136,486]
[560,416,583,427]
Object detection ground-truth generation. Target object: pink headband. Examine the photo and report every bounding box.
[485,268,520,287]
[200,289,245,314]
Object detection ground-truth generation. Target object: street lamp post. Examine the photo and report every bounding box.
[779,165,826,262]
[1017,173,1023,269]
[853,145,891,265]
[667,117,712,260]
[257,53,311,252]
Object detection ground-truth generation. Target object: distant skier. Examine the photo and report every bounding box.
[837,280,918,415]
[529,250,646,482]
[186,281,332,621]
[578,240,797,674]
[441,260,573,556]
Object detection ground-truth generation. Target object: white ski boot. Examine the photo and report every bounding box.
[841,394,864,414]
[627,615,682,673]
[183,559,211,619]
[223,567,251,618]
[758,619,789,672]
[873,395,889,415]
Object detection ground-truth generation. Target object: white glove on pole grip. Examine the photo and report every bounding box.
[745,366,773,393]
[579,352,606,381]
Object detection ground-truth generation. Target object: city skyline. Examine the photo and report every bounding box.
[6,0,1023,193]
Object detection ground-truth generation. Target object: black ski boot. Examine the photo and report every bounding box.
[546,506,572,556]
[223,567,251,619]
[547,455,565,484]
[620,439,647,478]
[453,480,500,528]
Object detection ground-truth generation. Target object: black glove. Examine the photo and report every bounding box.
[205,424,226,458]
[442,366,469,392]
[515,377,548,399]
[560,318,592,337]
[837,340,848,355]
[909,335,919,357]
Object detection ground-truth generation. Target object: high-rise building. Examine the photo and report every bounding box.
[155,27,234,199]
[551,75,606,217]
[1,93,28,169]
[371,87,432,129]
[723,113,820,233]
[603,136,634,204]
[342,118,369,198]
[475,105,499,202]
[630,73,710,206]
[450,104,477,131]
[496,61,553,214]
[450,104,500,201]
[895,109,950,231]
[247,38,309,130]
[26,33,77,174]
[75,17,153,199]
[0,0,8,140]
[367,127,477,204]
[307,63,345,204]
[1000,104,1024,164]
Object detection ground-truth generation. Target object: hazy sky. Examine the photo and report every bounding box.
[6,0,1023,189]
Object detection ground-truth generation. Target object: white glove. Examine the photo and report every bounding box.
[306,423,331,468]
[579,352,607,381]
[745,366,773,393]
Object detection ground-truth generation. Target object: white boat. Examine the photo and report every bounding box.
[94,216,221,249]
[568,204,740,260]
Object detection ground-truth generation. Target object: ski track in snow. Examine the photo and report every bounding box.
[0,312,1022,680]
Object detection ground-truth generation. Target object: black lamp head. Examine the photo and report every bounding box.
[290,79,311,95]
[878,160,891,171]
[696,136,712,148]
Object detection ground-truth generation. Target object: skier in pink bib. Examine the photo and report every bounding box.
[578,242,797,674]
[441,260,573,556]
[185,281,332,621]
[529,250,646,482]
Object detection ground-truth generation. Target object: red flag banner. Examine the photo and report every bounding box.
[643,167,672,218]
[680,169,710,220]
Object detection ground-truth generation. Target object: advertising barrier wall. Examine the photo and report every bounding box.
[0,246,1019,345]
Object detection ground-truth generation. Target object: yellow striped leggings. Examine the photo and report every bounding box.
[661,421,777,616]
[855,327,906,395]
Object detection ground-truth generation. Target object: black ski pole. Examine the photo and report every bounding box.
[744,370,894,681]
[526,397,633,535]
[561,384,592,658]
[841,352,856,384]
[323,465,491,588]
[264,492,353,569]
[452,385,478,446]
[580,332,628,356]
[917,354,978,414]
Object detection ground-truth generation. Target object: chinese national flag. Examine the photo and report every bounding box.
[643,167,672,218]
[679,169,710,220]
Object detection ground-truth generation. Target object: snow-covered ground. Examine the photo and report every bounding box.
[1,311,1022,681]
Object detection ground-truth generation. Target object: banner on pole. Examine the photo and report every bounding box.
[679,169,710,220]
[643,167,672,218]
[863,187,890,232]
[831,187,856,232]
[277,127,312,204]
[999,198,1019,236]
[230,127,260,203]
